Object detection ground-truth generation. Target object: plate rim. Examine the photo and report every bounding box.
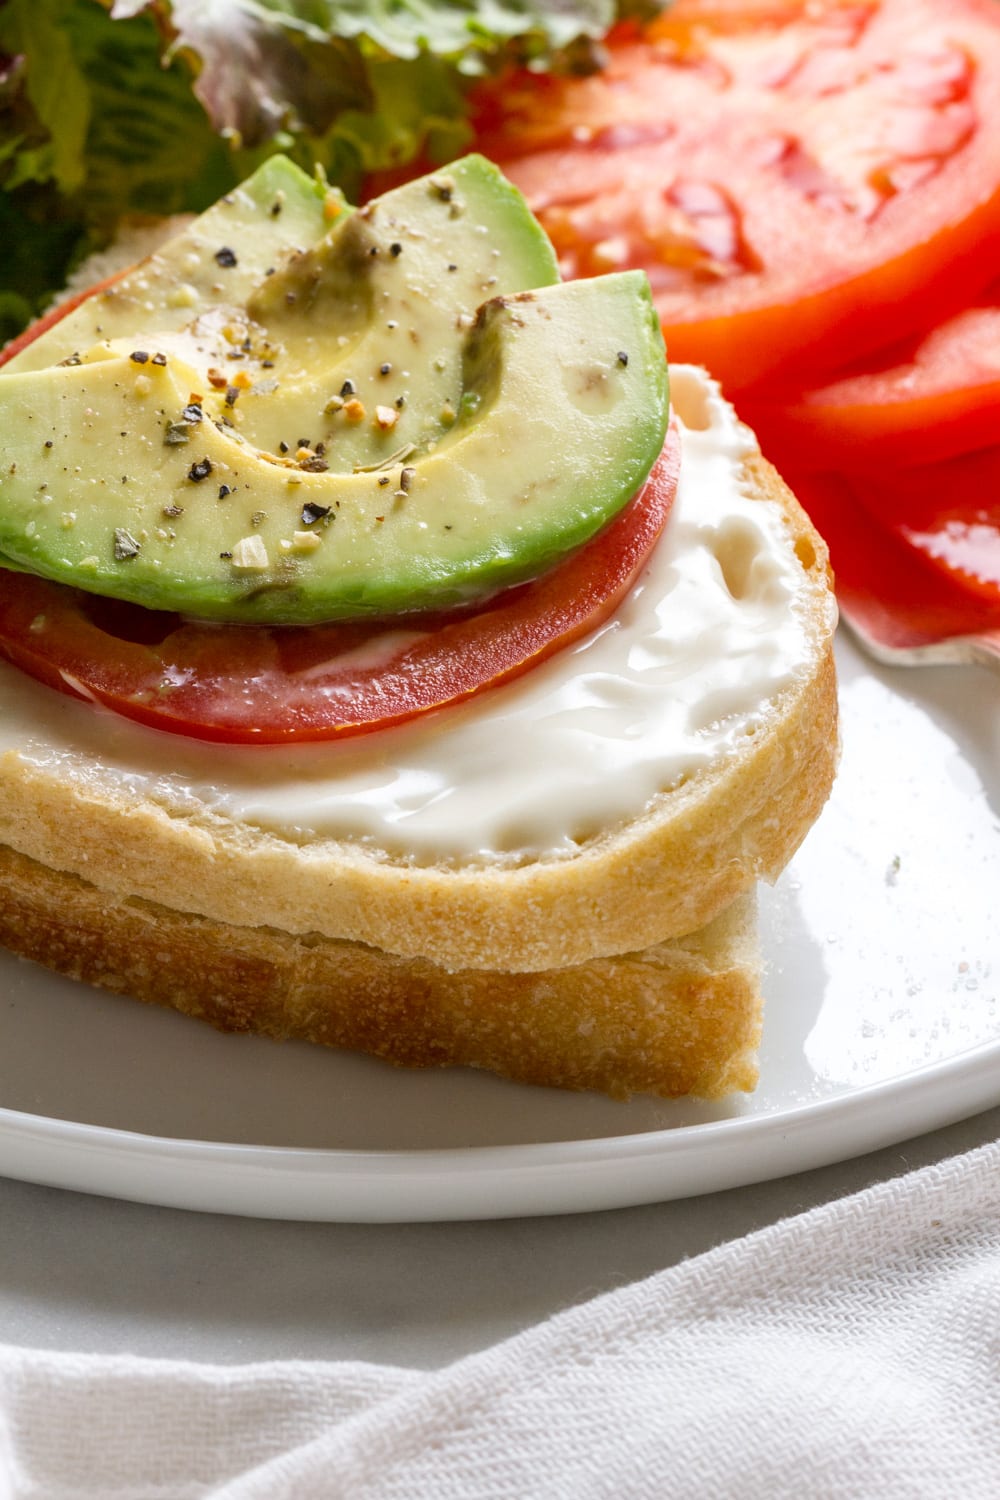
[2,1032,998,1220]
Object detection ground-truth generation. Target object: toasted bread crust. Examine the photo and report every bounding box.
[0,450,836,973]
[0,843,761,1099]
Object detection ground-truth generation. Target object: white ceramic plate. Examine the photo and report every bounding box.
[0,632,997,1221]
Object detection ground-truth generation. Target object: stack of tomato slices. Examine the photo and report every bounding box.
[0,281,681,743]
[739,297,1000,653]
[474,0,1000,655]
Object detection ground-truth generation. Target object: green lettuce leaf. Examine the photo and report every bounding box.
[0,0,237,332]
[0,1,90,191]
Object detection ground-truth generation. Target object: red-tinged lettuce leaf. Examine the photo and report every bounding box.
[111,0,372,149]
[113,0,658,152]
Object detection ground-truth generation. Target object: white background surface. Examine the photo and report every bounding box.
[1,629,998,1356]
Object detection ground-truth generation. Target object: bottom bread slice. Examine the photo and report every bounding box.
[0,843,762,1100]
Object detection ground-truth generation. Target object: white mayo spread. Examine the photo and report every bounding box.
[0,368,817,863]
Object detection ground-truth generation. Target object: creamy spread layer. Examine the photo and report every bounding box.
[0,368,822,862]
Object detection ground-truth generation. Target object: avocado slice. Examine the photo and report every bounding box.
[85,156,560,474]
[0,274,667,623]
[4,156,339,376]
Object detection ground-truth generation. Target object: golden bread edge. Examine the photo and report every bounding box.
[0,451,838,973]
[0,843,761,1100]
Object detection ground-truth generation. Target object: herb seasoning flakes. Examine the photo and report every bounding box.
[114,528,141,560]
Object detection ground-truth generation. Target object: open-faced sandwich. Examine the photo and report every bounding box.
[0,156,838,1098]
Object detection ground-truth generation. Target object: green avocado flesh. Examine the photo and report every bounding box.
[0,158,667,624]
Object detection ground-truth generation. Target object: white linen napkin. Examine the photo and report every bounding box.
[3,1138,1000,1500]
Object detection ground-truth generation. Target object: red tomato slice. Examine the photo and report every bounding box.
[475,0,1000,391]
[791,461,1000,651]
[0,429,681,744]
[741,289,1000,469]
[838,444,1000,607]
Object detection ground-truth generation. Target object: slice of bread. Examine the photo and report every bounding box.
[0,842,760,1099]
[0,362,837,1097]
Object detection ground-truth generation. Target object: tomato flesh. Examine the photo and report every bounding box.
[0,429,681,744]
[741,289,1000,469]
[475,0,1000,390]
[790,460,1000,651]
[838,444,1000,605]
